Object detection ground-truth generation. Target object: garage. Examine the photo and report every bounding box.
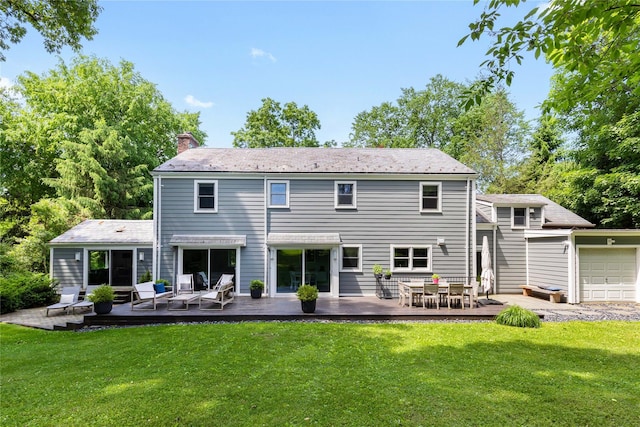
[579,248,637,302]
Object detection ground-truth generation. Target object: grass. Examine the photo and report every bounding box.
[1,321,639,426]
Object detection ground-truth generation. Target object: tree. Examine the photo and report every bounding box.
[232,98,322,148]
[0,0,101,61]
[460,0,640,109]
[347,75,466,149]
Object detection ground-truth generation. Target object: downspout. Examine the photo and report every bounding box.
[153,175,161,282]
[465,177,470,281]
[263,176,269,296]
[470,178,477,283]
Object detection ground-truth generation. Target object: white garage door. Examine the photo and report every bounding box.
[579,248,637,302]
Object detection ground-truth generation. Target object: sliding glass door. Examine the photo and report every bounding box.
[275,249,331,294]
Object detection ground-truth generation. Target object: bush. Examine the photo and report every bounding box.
[250,279,264,290]
[139,269,152,282]
[296,284,319,301]
[495,305,541,328]
[87,285,115,303]
[0,272,57,314]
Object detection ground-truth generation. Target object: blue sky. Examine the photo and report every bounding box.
[1,1,553,147]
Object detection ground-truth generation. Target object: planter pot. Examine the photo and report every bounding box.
[384,275,392,280]
[94,301,113,315]
[433,279,439,285]
[300,299,316,313]
[250,288,262,299]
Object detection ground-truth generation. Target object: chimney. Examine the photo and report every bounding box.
[177,132,200,154]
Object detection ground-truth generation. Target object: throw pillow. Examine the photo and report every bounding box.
[153,283,166,293]
[60,294,75,304]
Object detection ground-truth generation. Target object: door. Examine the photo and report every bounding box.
[579,248,637,302]
[274,248,334,295]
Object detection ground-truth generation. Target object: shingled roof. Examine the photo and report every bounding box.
[477,194,594,229]
[153,147,476,175]
[49,220,153,245]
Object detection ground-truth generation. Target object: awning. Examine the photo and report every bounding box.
[169,235,246,247]
[267,233,341,247]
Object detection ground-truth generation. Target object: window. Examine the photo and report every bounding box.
[268,181,289,208]
[391,245,432,271]
[420,182,441,212]
[512,207,528,228]
[194,180,218,213]
[340,245,362,272]
[335,181,357,209]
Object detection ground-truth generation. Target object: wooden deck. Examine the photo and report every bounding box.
[84,296,506,327]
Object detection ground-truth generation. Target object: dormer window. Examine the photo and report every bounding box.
[512,207,528,228]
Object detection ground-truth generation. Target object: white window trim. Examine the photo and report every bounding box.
[268,180,290,208]
[194,180,218,213]
[335,181,357,209]
[511,207,529,229]
[390,245,432,272]
[340,244,362,272]
[419,182,442,213]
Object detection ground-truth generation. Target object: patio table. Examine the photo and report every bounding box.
[167,293,200,311]
[400,281,472,307]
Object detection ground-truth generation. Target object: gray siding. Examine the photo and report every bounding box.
[137,248,153,282]
[477,203,493,220]
[494,207,527,293]
[158,178,265,292]
[51,248,83,288]
[527,237,568,290]
[269,179,474,295]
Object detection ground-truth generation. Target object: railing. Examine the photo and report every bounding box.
[376,276,472,299]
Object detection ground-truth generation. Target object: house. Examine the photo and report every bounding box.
[477,194,640,303]
[48,133,640,303]
[151,134,478,297]
[49,220,153,289]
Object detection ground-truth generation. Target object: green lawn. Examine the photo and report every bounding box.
[1,321,639,426]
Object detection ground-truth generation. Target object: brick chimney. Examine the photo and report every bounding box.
[177,132,200,154]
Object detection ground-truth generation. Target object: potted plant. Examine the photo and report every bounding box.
[384,269,392,280]
[296,284,319,313]
[88,284,115,314]
[372,264,383,279]
[250,279,264,299]
[432,274,440,284]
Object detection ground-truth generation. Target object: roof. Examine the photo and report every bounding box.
[477,194,595,228]
[49,220,153,245]
[153,147,476,175]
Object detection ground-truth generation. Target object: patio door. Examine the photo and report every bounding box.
[182,248,236,290]
[87,249,133,287]
[274,248,332,295]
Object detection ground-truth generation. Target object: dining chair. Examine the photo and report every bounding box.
[397,282,410,307]
[422,283,440,309]
[464,280,479,308]
[447,283,465,310]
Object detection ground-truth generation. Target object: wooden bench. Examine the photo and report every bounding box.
[520,285,563,303]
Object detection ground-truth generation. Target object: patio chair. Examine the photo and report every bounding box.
[131,281,173,310]
[409,278,425,307]
[176,274,195,294]
[46,286,81,316]
[447,283,465,310]
[71,285,99,314]
[397,282,410,307]
[199,274,234,310]
[464,280,479,309]
[422,283,440,309]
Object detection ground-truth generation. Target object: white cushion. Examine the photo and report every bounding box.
[60,294,75,304]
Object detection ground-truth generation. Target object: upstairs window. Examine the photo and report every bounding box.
[420,182,441,212]
[194,180,218,213]
[335,181,357,209]
[512,207,529,228]
[269,181,289,208]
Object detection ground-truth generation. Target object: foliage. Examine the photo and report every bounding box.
[249,279,265,290]
[139,270,152,283]
[347,75,466,149]
[372,264,383,276]
[232,98,322,148]
[460,0,640,110]
[0,0,101,61]
[155,279,170,288]
[384,269,392,277]
[432,274,440,280]
[0,272,56,314]
[1,321,639,425]
[495,305,541,328]
[87,285,114,303]
[295,284,318,301]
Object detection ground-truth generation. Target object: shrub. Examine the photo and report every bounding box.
[495,305,541,328]
[296,284,318,301]
[0,272,57,314]
[250,279,264,290]
[139,269,152,282]
[87,285,115,303]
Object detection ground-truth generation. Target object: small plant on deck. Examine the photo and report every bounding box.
[87,285,115,303]
[296,284,318,301]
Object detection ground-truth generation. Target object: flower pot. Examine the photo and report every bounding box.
[433,278,439,285]
[250,288,262,299]
[301,299,316,313]
[384,274,392,280]
[94,301,113,315]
